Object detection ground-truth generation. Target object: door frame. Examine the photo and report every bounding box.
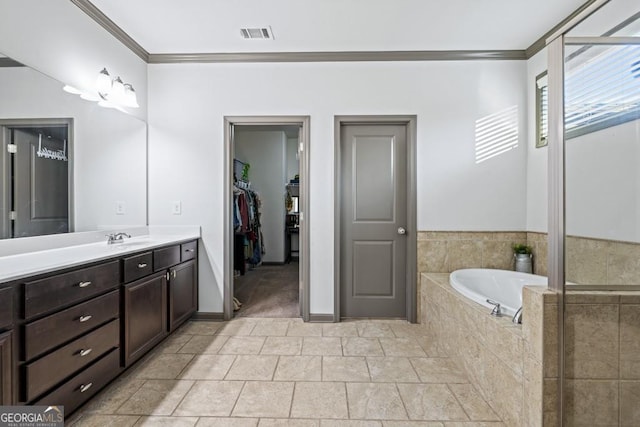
[0,118,74,239]
[334,115,417,323]
[223,116,311,321]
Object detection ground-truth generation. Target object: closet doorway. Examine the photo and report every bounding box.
[224,116,310,321]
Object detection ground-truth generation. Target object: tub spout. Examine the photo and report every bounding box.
[486,299,502,316]
[512,306,523,324]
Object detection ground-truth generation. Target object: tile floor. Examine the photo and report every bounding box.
[68,318,505,427]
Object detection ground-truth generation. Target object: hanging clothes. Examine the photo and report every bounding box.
[233,183,265,273]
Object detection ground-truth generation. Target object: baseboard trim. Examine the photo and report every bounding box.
[308,313,335,323]
[191,312,224,321]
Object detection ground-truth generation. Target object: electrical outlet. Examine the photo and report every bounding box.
[116,201,126,215]
[172,201,182,215]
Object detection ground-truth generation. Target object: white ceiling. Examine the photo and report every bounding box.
[89,0,587,54]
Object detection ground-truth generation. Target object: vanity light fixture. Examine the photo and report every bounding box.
[95,68,139,109]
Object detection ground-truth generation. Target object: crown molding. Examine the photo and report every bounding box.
[0,58,24,67]
[69,0,149,62]
[148,50,527,64]
[525,0,601,58]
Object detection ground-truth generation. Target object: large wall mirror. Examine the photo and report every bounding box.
[0,54,147,239]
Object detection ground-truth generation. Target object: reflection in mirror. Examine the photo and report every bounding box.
[0,54,147,240]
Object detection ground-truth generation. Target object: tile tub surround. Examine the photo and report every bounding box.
[562,291,640,426]
[422,273,555,427]
[67,317,505,426]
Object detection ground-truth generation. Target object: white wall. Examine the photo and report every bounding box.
[286,137,300,183]
[148,60,528,314]
[0,66,147,232]
[0,0,147,120]
[235,129,287,263]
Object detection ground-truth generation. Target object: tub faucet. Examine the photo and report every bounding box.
[512,307,523,324]
[486,299,502,316]
[106,232,131,244]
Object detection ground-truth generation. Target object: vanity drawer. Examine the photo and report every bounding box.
[34,348,120,414]
[154,245,180,271]
[0,287,14,330]
[181,241,197,262]
[123,252,153,283]
[24,261,120,319]
[25,319,119,402]
[24,290,120,360]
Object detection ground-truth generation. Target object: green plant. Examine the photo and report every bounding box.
[512,243,532,255]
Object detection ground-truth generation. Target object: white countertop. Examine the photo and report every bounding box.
[0,230,200,283]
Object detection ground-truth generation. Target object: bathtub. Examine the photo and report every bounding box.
[449,268,547,317]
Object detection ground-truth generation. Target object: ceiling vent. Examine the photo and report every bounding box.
[240,26,274,40]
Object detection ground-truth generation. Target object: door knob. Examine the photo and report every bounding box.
[397,227,406,235]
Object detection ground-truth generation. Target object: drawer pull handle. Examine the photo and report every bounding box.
[79,348,92,357]
[137,263,147,268]
[185,249,194,252]
[78,281,92,288]
[79,383,93,393]
[79,315,93,323]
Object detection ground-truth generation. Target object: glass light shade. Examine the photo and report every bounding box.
[110,77,126,104]
[123,84,139,108]
[96,68,112,96]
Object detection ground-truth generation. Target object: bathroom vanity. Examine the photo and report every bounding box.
[0,235,199,414]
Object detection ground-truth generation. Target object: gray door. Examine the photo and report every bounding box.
[340,124,407,318]
[11,128,69,237]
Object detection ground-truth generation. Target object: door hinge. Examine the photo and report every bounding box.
[299,142,304,152]
[7,144,17,154]
[9,211,16,221]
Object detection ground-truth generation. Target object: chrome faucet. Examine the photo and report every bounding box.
[512,306,523,324]
[106,232,131,244]
[486,299,502,316]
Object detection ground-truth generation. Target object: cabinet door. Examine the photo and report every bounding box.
[123,272,167,367]
[168,260,197,332]
[0,330,13,405]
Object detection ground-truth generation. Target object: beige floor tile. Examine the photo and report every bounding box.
[302,337,343,355]
[261,336,303,355]
[195,418,258,426]
[156,334,193,353]
[291,382,349,419]
[389,323,429,338]
[322,323,359,337]
[342,337,384,356]
[346,383,408,420]
[356,323,395,338]
[132,354,194,379]
[397,384,468,421]
[81,378,146,414]
[447,384,500,421]
[322,421,383,427]
[133,416,198,426]
[178,354,236,380]
[251,321,291,336]
[261,420,320,427]
[116,380,194,416]
[218,336,266,354]
[410,358,468,383]
[322,356,370,381]
[178,335,229,354]
[442,423,505,427]
[414,336,449,358]
[383,422,444,427]
[225,355,279,380]
[379,338,427,357]
[274,355,322,381]
[287,322,324,337]
[179,321,223,335]
[173,380,244,416]
[232,381,295,417]
[367,357,420,383]
[71,414,140,427]
[216,319,257,335]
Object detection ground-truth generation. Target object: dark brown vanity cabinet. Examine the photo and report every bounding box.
[122,271,168,367]
[0,238,199,416]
